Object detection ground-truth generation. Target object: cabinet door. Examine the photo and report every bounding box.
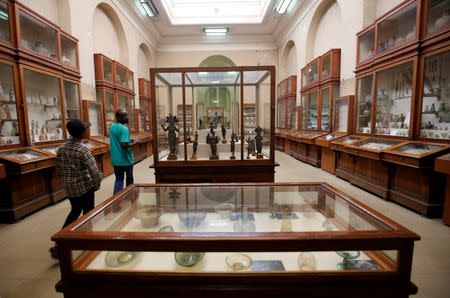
[0,1,11,45]
[356,75,373,134]
[307,91,318,130]
[0,61,21,146]
[320,87,331,131]
[63,80,81,121]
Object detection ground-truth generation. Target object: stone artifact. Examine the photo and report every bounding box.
[255,126,263,159]
[160,114,179,160]
[221,123,227,143]
[230,130,238,159]
[191,130,199,160]
[206,127,220,160]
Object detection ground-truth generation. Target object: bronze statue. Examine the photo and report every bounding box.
[191,130,199,160]
[221,123,227,143]
[206,127,220,160]
[160,114,179,160]
[230,130,238,159]
[255,126,263,159]
[246,136,252,159]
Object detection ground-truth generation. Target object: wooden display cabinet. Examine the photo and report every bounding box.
[276,76,297,130]
[151,66,276,183]
[113,61,134,93]
[382,141,449,216]
[0,0,15,55]
[319,49,341,84]
[421,0,450,47]
[0,147,54,222]
[60,31,80,77]
[94,54,114,89]
[331,135,367,181]
[300,58,319,90]
[52,182,420,298]
[96,87,115,135]
[0,163,5,179]
[435,153,450,225]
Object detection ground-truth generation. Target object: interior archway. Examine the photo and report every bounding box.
[281,40,297,80]
[137,43,152,79]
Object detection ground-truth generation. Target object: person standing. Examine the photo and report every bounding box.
[50,119,102,259]
[110,109,141,194]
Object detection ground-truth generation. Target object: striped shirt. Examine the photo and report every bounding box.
[56,138,102,198]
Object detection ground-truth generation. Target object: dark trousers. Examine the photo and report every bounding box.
[113,165,134,194]
[62,189,95,228]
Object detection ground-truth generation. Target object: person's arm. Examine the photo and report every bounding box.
[82,149,102,191]
[119,126,141,149]
[120,138,140,149]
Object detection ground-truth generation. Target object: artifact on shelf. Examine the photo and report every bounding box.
[226,254,252,271]
[206,127,220,160]
[280,219,293,232]
[158,225,174,232]
[190,131,198,160]
[160,114,179,160]
[230,130,238,159]
[174,252,205,267]
[178,210,206,228]
[215,203,235,219]
[221,124,227,144]
[134,207,163,228]
[255,127,263,159]
[105,251,138,268]
[297,252,317,270]
[336,251,360,270]
[233,207,256,232]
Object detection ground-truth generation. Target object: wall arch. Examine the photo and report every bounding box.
[199,55,236,67]
[92,2,129,65]
[281,40,297,79]
[305,0,342,60]
[137,43,152,79]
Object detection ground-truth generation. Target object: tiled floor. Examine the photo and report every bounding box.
[0,151,449,297]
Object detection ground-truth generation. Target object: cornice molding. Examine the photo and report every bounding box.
[157,42,278,52]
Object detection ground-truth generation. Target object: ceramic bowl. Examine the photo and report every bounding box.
[105,251,138,267]
[226,254,252,271]
[158,225,174,232]
[214,203,235,219]
[297,252,317,270]
[178,210,206,228]
[134,207,163,228]
[174,252,205,267]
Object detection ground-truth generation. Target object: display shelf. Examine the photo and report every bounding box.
[52,182,419,298]
[151,66,276,183]
[0,59,21,148]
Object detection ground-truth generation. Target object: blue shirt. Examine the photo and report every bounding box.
[109,123,134,166]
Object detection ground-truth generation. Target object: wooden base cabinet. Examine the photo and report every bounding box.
[435,153,450,225]
[320,147,336,174]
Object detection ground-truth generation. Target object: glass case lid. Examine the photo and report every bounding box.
[317,133,346,142]
[388,142,448,156]
[0,148,49,162]
[91,135,110,144]
[38,144,61,155]
[332,135,364,145]
[72,183,395,234]
[351,138,404,151]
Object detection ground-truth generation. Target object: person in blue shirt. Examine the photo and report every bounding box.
[109,109,141,194]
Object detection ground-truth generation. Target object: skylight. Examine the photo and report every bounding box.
[160,0,271,25]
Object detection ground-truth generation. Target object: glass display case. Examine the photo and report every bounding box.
[419,49,450,140]
[114,61,134,92]
[82,99,104,137]
[375,61,413,137]
[356,75,373,134]
[63,79,81,121]
[320,87,331,131]
[307,59,319,86]
[0,60,20,146]
[383,141,449,167]
[151,66,275,183]
[277,101,285,129]
[334,95,354,133]
[18,7,58,61]
[346,137,405,160]
[60,32,78,70]
[319,49,340,81]
[299,95,306,129]
[330,135,367,152]
[139,78,150,98]
[139,99,150,132]
[377,1,418,54]
[357,27,375,63]
[52,182,419,298]
[425,0,450,35]
[23,68,64,144]
[287,98,296,129]
[94,54,114,87]
[307,90,318,130]
[0,1,11,44]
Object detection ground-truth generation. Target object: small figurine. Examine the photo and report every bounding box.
[160,114,179,160]
[191,130,198,160]
[255,127,263,159]
[246,136,252,159]
[186,127,192,143]
[230,130,238,160]
[221,123,227,144]
[206,127,220,160]
[9,89,14,102]
[430,103,436,113]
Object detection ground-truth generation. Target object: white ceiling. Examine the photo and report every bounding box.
[121,0,306,51]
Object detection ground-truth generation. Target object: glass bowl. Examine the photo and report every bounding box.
[134,207,163,228]
[105,251,138,267]
[177,210,206,228]
[174,252,205,267]
[214,203,235,219]
[226,254,252,271]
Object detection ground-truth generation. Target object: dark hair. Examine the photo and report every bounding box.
[116,109,127,120]
[66,119,90,139]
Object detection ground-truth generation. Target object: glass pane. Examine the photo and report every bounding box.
[301,68,307,88]
[117,94,129,113]
[356,75,373,134]
[60,35,77,69]
[321,54,331,78]
[88,102,103,136]
[127,71,133,90]
[0,1,10,43]
[301,95,307,129]
[427,0,450,34]
[287,98,296,129]
[420,50,450,140]
[377,2,417,53]
[116,66,127,88]
[0,62,20,146]
[375,62,413,137]
[392,142,444,155]
[63,81,80,121]
[19,11,57,60]
[353,138,403,151]
[139,99,147,131]
[308,61,319,84]
[129,98,135,131]
[104,91,115,134]
[0,149,46,161]
[24,69,63,143]
[307,91,318,130]
[277,101,285,129]
[358,29,375,63]
[103,60,113,82]
[320,88,330,131]
[334,99,349,132]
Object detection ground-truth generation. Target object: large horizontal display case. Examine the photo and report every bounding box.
[151,66,276,183]
[52,182,420,298]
